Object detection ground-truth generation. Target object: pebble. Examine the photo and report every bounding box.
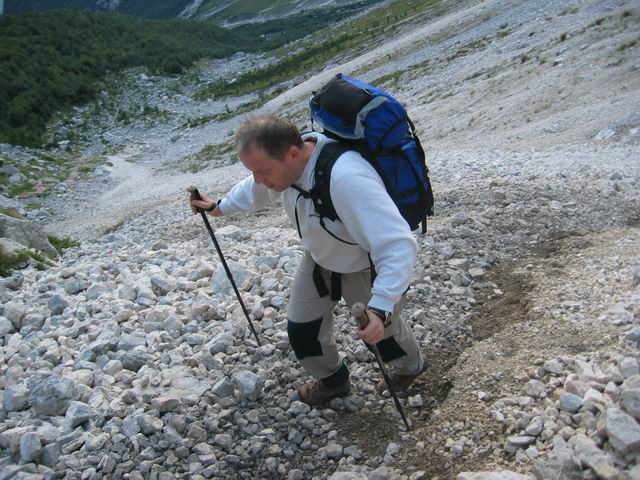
[559,393,583,413]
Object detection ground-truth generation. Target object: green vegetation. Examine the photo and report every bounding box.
[0,151,70,197]
[0,244,57,276]
[0,208,24,219]
[0,9,249,147]
[1,1,387,148]
[5,0,191,19]
[184,140,236,173]
[186,91,279,128]
[28,248,57,266]
[229,1,383,49]
[447,38,489,62]
[0,248,30,277]
[48,234,80,253]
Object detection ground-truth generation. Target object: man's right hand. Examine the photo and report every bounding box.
[190,191,222,216]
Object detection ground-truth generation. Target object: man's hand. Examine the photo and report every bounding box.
[189,191,222,216]
[357,309,385,344]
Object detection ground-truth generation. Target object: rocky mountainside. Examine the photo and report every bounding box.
[1,0,639,479]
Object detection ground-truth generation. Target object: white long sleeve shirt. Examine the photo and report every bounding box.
[218,132,418,313]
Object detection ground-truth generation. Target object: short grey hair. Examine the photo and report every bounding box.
[235,115,303,160]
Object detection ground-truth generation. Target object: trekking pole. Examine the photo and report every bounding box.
[351,303,411,431]
[188,187,261,346]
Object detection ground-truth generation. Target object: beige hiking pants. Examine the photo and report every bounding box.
[287,251,424,386]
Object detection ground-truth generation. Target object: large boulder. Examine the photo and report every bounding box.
[0,214,58,257]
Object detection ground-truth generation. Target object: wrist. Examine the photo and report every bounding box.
[368,307,392,328]
[206,199,221,213]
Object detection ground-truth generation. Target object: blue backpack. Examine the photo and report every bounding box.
[292,73,434,241]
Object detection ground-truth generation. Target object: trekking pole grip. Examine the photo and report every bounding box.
[351,302,369,330]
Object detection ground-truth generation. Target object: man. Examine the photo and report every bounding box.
[190,114,425,406]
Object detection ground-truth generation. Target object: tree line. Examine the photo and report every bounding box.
[0,9,249,147]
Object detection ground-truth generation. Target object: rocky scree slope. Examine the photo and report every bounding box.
[1,0,640,479]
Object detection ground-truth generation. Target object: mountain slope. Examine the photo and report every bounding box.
[4,0,382,22]
[4,0,192,19]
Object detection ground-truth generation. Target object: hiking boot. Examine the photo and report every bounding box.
[297,378,351,407]
[377,361,428,394]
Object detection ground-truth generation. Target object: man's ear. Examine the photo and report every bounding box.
[285,144,300,163]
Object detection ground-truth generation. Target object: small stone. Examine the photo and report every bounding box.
[621,388,640,420]
[320,443,344,459]
[626,327,640,345]
[468,267,485,279]
[288,401,311,416]
[137,415,164,435]
[3,384,30,412]
[505,436,536,453]
[48,294,70,315]
[212,377,235,398]
[0,317,15,335]
[386,442,401,456]
[543,358,564,375]
[288,469,304,480]
[103,359,123,375]
[595,127,615,140]
[525,416,544,436]
[64,401,94,431]
[193,441,213,456]
[559,393,582,413]
[477,391,492,402]
[620,357,640,379]
[603,407,640,454]
[208,331,234,354]
[119,348,153,371]
[448,258,470,270]
[151,241,168,251]
[4,301,26,329]
[214,433,233,450]
[233,371,262,401]
[526,379,546,398]
[151,273,177,296]
[151,396,180,413]
[20,432,42,463]
[30,376,76,416]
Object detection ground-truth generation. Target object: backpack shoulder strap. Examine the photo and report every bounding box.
[290,141,358,245]
[309,141,351,222]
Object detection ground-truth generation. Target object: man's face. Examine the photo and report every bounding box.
[240,146,297,192]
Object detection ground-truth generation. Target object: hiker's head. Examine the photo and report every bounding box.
[235,115,306,192]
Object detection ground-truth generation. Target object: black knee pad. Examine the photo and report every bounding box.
[287,318,323,360]
[369,336,407,362]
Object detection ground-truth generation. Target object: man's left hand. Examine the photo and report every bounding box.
[357,310,385,344]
